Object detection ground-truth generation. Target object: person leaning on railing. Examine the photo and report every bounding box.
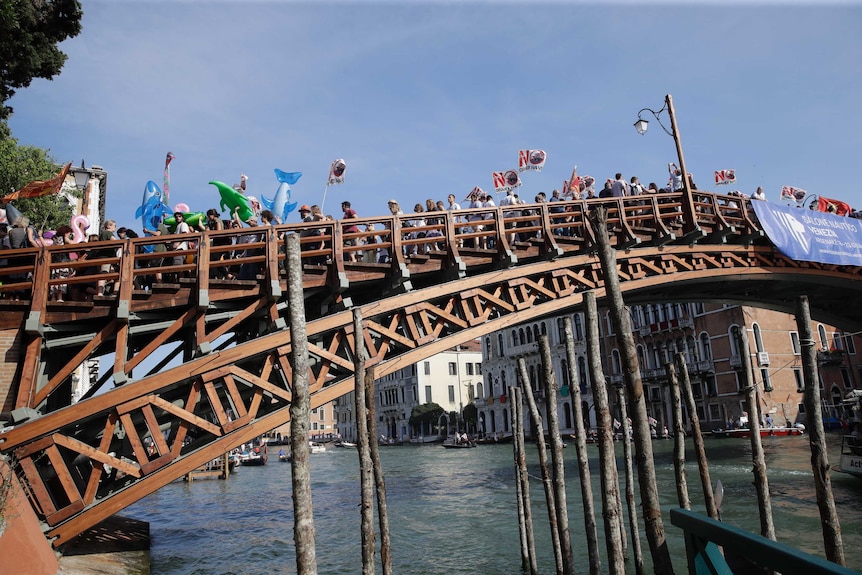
[198,208,232,279]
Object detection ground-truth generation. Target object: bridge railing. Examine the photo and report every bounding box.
[0,190,765,304]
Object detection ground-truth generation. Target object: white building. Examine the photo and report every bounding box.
[334,340,483,442]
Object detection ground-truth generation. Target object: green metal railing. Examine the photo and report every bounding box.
[671,508,858,575]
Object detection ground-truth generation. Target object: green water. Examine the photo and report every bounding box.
[123,434,862,574]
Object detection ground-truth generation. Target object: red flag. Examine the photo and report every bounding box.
[816,195,851,216]
[1,163,71,204]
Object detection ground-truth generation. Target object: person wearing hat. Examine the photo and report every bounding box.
[298,205,312,222]
[197,208,232,279]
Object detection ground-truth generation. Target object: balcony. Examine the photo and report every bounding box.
[817,348,846,366]
[690,359,715,374]
[641,368,667,381]
[638,316,695,336]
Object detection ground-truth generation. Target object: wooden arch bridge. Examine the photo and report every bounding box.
[1,190,861,548]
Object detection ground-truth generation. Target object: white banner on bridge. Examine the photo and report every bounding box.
[751,201,862,266]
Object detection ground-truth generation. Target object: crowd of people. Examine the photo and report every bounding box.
[2,164,840,301]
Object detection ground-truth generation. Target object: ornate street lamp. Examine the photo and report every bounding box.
[634,94,699,235]
[70,160,92,191]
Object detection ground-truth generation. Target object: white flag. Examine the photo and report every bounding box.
[518,149,547,172]
[328,159,346,185]
[492,170,521,193]
[714,169,736,186]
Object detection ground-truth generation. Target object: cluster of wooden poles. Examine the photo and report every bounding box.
[280,207,847,575]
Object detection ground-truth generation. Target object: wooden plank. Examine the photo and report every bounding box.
[229,365,293,403]
[123,307,197,373]
[142,404,170,456]
[52,434,142,479]
[45,444,82,508]
[149,395,222,437]
[203,381,233,427]
[16,455,56,517]
[33,320,119,408]
[222,374,248,420]
[45,499,85,527]
[119,412,149,468]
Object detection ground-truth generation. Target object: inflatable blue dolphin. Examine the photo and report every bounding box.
[261,169,302,223]
[135,180,172,231]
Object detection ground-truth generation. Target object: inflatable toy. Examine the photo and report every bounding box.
[163,211,205,232]
[71,214,90,244]
[211,180,254,223]
[261,169,301,223]
[135,181,172,232]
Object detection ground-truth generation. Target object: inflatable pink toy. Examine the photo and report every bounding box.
[71,214,90,244]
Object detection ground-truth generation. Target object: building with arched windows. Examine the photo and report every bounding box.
[478,302,862,438]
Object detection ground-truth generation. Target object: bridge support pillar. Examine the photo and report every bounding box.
[0,461,59,575]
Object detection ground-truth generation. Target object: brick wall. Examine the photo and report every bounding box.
[0,328,22,415]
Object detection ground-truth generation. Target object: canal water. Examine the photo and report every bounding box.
[123,434,862,574]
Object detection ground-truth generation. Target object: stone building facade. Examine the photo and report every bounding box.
[477,302,862,438]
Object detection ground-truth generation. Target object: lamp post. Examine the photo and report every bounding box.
[69,160,92,191]
[634,94,699,235]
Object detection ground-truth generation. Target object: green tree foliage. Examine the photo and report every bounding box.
[0,128,77,231]
[408,402,444,430]
[0,0,83,119]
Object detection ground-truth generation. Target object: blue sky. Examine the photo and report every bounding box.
[8,0,862,229]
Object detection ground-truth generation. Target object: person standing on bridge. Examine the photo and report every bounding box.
[611,173,629,197]
[341,201,361,262]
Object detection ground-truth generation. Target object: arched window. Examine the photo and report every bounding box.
[563,402,573,429]
[578,356,588,392]
[636,345,646,370]
[561,359,570,388]
[497,333,504,356]
[528,364,538,391]
[476,381,484,399]
[540,322,547,337]
[728,325,740,357]
[657,305,667,322]
[557,318,566,343]
[646,305,656,325]
[818,324,828,350]
[512,330,519,347]
[574,314,584,340]
[485,336,492,358]
[752,323,765,352]
[686,336,697,360]
[503,408,510,432]
[700,332,712,361]
[611,349,622,375]
[525,327,533,344]
[606,312,615,335]
[500,372,507,396]
[631,307,641,329]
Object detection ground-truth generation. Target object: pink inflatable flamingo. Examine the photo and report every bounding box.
[71,214,90,244]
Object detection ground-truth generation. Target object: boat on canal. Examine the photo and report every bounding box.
[239,440,269,466]
[442,434,476,448]
[836,390,862,478]
[713,425,804,439]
